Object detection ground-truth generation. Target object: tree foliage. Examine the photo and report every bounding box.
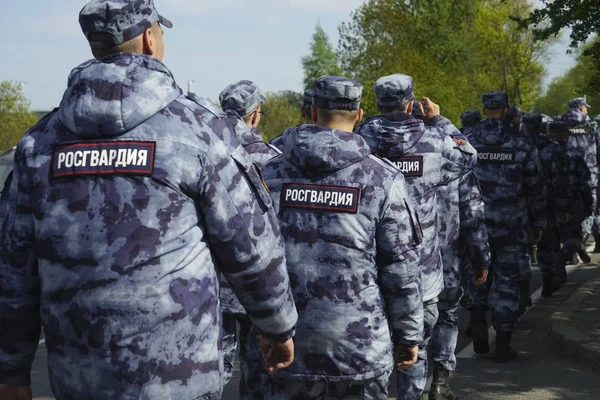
[0,81,39,152]
[516,0,600,59]
[534,40,600,117]
[301,24,344,90]
[338,0,548,122]
[260,91,304,141]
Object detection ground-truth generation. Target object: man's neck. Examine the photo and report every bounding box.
[319,122,355,133]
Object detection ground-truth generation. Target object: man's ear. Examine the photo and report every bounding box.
[356,109,364,124]
[311,105,318,124]
[143,28,155,56]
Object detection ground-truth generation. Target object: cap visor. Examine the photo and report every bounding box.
[158,15,173,29]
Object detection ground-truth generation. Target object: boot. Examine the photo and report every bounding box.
[593,235,600,253]
[542,273,562,297]
[429,364,459,400]
[578,243,591,263]
[470,305,489,354]
[495,330,518,362]
[518,280,531,316]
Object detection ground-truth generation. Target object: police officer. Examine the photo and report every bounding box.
[0,1,298,399]
[548,121,594,283]
[460,110,482,133]
[431,143,491,399]
[522,113,563,297]
[466,92,546,362]
[563,98,600,254]
[356,73,477,400]
[218,80,282,390]
[269,88,313,150]
[508,106,523,131]
[260,75,424,399]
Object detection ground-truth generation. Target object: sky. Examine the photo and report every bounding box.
[0,0,577,111]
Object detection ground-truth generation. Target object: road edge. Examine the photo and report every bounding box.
[548,265,600,371]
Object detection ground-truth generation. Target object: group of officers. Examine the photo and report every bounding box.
[0,1,597,400]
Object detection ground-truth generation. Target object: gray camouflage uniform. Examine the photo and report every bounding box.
[430,123,490,375]
[355,74,477,400]
[252,76,424,400]
[0,2,298,399]
[218,80,281,389]
[563,98,600,239]
[466,92,546,334]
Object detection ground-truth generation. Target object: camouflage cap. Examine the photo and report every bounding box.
[595,115,600,122]
[569,97,591,109]
[482,91,509,109]
[547,121,571,134]
[302,89,313,110]
[460,110,482,127]
[522,113,543,128]
[508,105,522,118]
[312,75,363,111]
[374,74,415,108]
[219,80,266,116]
[79,0,172,49]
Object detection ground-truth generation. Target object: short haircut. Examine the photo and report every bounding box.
[90,22,159,60]
[316,108,359,125]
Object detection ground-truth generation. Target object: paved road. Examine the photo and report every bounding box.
[29,260,600,399]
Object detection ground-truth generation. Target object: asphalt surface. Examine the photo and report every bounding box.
[29,260,600,400]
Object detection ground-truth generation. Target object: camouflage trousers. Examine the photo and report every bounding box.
[396,298,439,400]
[222,313,253,390]
[537,228,561,276]
[582,190,597,236]
[460,259,474,310]
[470,246,528,332]
[430,286,463,372]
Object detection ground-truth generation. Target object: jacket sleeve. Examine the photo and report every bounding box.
[438,125,477,185]
[0,146,41,386]
[524,145,547,231]
[198,142,297,343]
[459,171,490,271]
[376,175,424,346]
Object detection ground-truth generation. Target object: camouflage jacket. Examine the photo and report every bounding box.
[434,123,490,284]
[531,133,560,228]
[0,53,297,399]
[219,113,282,315]
[268,133,285,151]
[553,143,594,224]
[356,112,477,301]
[466,118,546,248]
[563,109,600,188]
[262,124,424,381]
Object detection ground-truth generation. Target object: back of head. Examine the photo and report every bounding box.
[508,106,522,119]
[312,75,363,130]
[219,80,265,125]
[522,113,543,134]
[461,110,482,128]
[482,91,509,119]
[79,0,172,60]
[569,97,590,113]
[375,73,415,114]
[548,121,570,143]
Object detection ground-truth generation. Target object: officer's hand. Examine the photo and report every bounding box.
[419,97,441,121]
[0,385,32,400]
[259,337,295,373]
[394,344,418,370]
[529,230,543,243]
[474,269,489,286]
